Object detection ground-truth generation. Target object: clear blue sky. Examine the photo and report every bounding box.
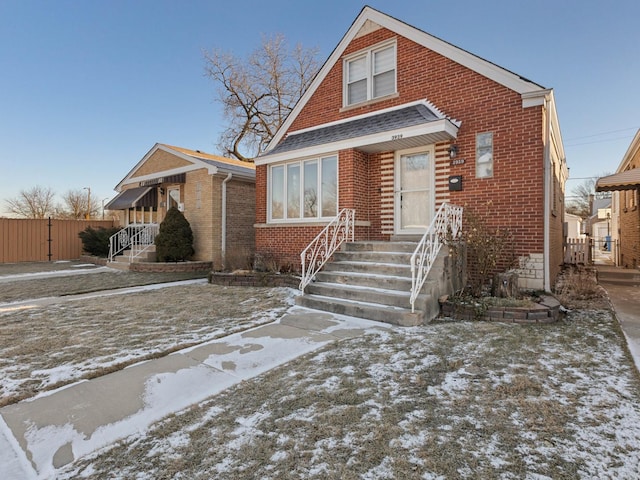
[1,0,638,215]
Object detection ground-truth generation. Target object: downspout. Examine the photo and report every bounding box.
[543,94,551,291]
[221,173,233,268]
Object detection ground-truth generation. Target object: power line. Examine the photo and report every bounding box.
[565,135,636,147]
[565,126,639,142]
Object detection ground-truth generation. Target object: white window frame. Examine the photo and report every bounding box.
[268,154,339,223]
[343,40,397,107]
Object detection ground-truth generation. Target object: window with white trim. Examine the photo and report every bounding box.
[344,42,396,106]
[269,155,338,221]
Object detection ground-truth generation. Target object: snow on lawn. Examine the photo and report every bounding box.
[0,284,296,406]
[58,309,640,479]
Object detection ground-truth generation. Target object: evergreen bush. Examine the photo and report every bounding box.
[78,226,120,257]
[155,207,195,262]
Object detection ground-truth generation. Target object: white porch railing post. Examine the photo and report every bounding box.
[410,202,463,312]
[299,209,355,292]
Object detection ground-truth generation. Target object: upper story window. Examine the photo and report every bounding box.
[344,42,396,107]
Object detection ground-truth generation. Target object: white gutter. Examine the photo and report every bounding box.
[543,95,551,292]
[221,173,232,267]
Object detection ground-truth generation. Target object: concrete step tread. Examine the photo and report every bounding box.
[317,270,412,282]
[310,281,412,297]
[300,293,413,312]
[330,260,413,268]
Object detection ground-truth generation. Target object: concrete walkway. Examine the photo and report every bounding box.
[0,307,388,479]
[595,261,640,374]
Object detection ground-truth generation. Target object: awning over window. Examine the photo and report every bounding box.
[105,187,156,210]
[595,169,640,192]
[138,173,186,187]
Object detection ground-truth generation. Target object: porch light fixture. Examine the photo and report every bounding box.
[448,144,459,159]
[159,187,165,196]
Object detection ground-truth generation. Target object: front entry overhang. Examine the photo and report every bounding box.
[255,102,460,165]
[105,186,157,210]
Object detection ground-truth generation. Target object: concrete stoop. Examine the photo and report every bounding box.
[296,241,452,326]
[107,246,156,271]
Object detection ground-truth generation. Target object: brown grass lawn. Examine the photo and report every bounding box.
[0,266,293,406]
[3,263,640,478]
[57,308,640,479]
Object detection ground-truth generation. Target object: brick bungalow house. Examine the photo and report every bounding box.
[254,6,567,322]
[596,129,640,269]
[106,143,255,269]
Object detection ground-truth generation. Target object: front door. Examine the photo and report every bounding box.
[394,147,434,234]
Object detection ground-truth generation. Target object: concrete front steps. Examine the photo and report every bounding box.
[296,241,449,326]
[107,245,156,271]
[596,265,640,286]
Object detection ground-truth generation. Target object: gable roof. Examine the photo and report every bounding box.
[160,144,256,171]
[265,5,548,154]
[115,143,255,191]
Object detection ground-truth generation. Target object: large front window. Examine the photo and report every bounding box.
[270,155,338,221]
[344,42,396,106]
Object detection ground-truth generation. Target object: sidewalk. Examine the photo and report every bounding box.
[0,307,388,479]
[595,258,640,374]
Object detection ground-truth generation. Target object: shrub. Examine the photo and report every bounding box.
[154,207,195,262]
[223,246,254,272]
[460,202,515,297]
[78,226,120,257]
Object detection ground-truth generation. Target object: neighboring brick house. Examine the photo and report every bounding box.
[106,143,255,268]
[596,130,640,269]
[255,6,567,292]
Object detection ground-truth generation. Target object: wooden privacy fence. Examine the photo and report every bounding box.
[564,237,592,265]
[0,218,115,263]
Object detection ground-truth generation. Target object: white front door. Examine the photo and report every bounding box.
[394,147,434,234]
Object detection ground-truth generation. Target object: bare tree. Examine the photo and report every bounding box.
[58,189,100,219]
[203,34,320,161]
[5,186,56,218]
[566,173,612,219]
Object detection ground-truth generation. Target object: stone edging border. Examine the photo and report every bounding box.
[208,272,300,289]
[79,255,108,266]
[439,294,562,324]
[79,255,213,273]
[130,261,213,273]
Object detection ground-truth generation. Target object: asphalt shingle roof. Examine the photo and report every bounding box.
[266,103,442,156]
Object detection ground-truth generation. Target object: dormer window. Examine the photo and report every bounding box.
[344,42,396,107]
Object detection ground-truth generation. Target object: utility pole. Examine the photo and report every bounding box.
[102,198,109,220]
[83,187,91,219]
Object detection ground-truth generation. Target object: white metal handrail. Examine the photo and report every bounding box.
[410,203,463,312]
[108,224,158,262]
[300,208,355,292]
[128,224,159,261]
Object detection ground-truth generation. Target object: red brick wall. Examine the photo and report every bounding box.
[257,26,548,273]
[255,224,327,272]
